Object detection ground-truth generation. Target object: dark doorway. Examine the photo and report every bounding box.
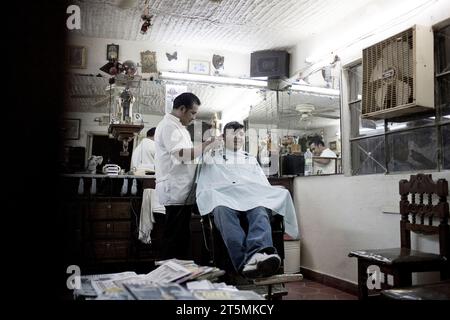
[91,135,134,172]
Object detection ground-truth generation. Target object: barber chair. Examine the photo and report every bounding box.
[349,174,449,300]
[200,210,302,299]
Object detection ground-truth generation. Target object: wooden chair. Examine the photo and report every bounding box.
[349,174,449,299]
[381,279,450,300]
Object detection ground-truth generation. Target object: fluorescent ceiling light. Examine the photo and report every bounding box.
[159,71,267,88]
[290,84,340,96]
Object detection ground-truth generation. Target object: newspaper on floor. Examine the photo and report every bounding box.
[74,271,137,298]
[144,260,191,283]
[186,280,238,291]
[122,280,166,300]
[91,272,140,296]
[122,280,197,300]
[192,289,264,300]
[155,258,195,266]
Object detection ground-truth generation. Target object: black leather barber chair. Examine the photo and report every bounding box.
[199,210,294,299]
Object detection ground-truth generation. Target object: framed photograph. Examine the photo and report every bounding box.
[140,50,157,73]
[62,119,81,140]
[188,59,210,75]
[107,43,119,61]
[67,46,87,69]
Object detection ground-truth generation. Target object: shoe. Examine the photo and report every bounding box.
[242,252,281,278]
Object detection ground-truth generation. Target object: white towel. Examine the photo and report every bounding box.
[139,189,165,244]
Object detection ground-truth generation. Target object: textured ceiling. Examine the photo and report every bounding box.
[69,0,347,129]
[74,0,375,53]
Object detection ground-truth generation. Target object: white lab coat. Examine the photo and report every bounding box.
[131,137,156,172]
[155,113,196,205]
[196,148,299,239]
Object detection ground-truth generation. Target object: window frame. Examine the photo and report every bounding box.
[347,20,450,175]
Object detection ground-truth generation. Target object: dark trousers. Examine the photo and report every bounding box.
[160,205,193,260]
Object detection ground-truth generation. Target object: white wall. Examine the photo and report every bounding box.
[291,0,450,76]
[295,171,450,284]
[291,0,450,285]
[67,34,251,78]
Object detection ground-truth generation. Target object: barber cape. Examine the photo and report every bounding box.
[196,149,299,239]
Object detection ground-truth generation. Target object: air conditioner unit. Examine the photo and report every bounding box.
[361,25,434,120]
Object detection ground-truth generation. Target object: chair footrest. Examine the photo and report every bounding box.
[253,273,303,285]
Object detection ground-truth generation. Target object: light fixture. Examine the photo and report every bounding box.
[159,71,341,95]
[159,71,268,88]
[290,83,340,96]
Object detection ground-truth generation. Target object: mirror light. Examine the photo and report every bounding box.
[290,84,340,96]
[159,71,268,88]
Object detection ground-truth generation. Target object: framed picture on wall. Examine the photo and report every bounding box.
[188,60,210,75]
[107,43,119,61]
[62,119,81,140]
[67,46,87,69]
[140,50,157,73]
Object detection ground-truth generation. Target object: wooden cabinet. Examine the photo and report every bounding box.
[61,176,161,274]
[60,175,295,274]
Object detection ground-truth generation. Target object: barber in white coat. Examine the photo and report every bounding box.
[155,92,220,260]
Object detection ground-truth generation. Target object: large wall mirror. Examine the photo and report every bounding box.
[64,73,341,175]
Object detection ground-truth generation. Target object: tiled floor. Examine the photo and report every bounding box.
[284,279,357,300]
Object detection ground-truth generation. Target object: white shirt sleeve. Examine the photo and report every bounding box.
[161,124,193,161]
[131,143,142,168]
[321,148,337,158]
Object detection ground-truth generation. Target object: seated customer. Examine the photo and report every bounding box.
[196,122,299,278]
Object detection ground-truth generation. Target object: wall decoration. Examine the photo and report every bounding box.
[140,50,157,73]
[165,84,187,114]
[67,46,86,69]
[106,43,119,61]
[188,59,210,75]
[212,54,224,70]
[166,51,178,61]
[62,119,81,140]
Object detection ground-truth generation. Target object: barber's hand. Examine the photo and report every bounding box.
[205,136,223,151]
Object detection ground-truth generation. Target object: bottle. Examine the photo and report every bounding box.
[131,178,137,195]
[90,178,97,195]
[304,148,313,176]
[77,178,84,195]
[121,178,128,196]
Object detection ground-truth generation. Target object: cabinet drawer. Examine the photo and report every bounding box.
[89,240,130,260]
[89,201,131,220]
[90,221,131,239]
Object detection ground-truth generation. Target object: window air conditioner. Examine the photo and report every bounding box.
[361,25,434,119]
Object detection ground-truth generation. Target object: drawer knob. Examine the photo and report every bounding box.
[107,204,112,209]
[106,223,111,229]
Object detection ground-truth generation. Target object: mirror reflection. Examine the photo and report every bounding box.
[64,72,341,176]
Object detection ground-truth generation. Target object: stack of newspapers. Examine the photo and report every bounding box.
[73,259,263,300]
